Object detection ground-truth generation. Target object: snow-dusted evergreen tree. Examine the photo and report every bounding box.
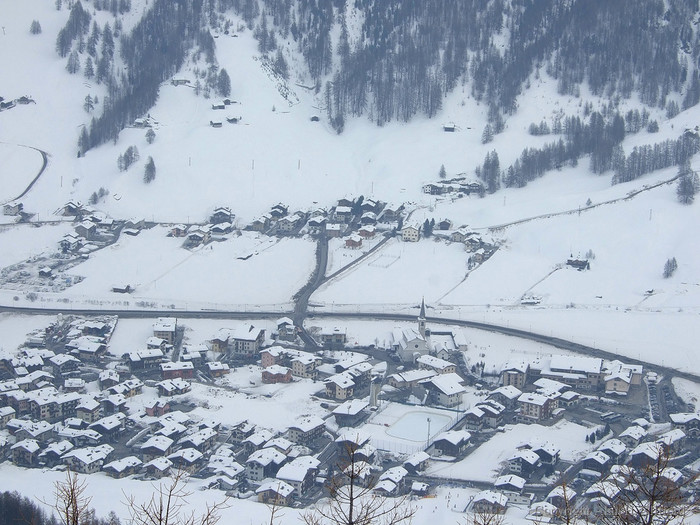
[663,258,678,278]
[145,128,156,144]
[29,20,42,34]
[66,51,80,74]
[677,160,699,204]
[217,69,231,97]
[143,157,156,183]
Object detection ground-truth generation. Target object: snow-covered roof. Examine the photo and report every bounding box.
[333,399,369,416]
[247,447,286,467]
[490,385,522,400]
[421,372,466,396]
[494,474,526,491]
[289,415,324,433]
[434,429,471,446]
[473,490,508,507]
[276,456,320,482]
[256,479,294,497]
[104,456,142,473]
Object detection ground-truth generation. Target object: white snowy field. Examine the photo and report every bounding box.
[359,403,461,454]
[313,237,468,306]
[0,222,72,268]
[0,143,44,204]
[0,313,55,356]
[52,227,315,309]
[325,235,386,276]
[426,419,599,483]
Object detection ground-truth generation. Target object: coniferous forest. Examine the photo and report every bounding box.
[58,0,700,187]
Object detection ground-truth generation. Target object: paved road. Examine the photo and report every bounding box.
[1,304,697,386]
[0,142,49,204]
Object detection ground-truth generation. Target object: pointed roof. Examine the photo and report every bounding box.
[419,298,426,319]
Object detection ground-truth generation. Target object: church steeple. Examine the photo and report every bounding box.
[418,297,426,338]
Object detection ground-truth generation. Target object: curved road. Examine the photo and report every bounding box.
[0,142,49,204]
[0,304,697,386]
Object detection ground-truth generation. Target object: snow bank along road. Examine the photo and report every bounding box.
[1,304,697,387]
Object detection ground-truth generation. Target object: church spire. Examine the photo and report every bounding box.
[418,297,426,337]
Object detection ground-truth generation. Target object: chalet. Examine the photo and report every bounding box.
[64,378,86,393]
[228,324,265,359]
[387,369,436,389]
[103,456,143,478]
[262,365,292,384]
[582,451,612,473]
[185,227,211,246]
[270,203,289,219]
[171,78,190,86]
[249,215,271,232]
[141,435,174,462]
[400,224,420,242]
[443,123,456,132]
[256,479,294,506]
[325,223,343,237]
[246,447,287,481]
[179,427,218,453]
[75,220,97,240]
[153,318,177,344]
[358,225,376,239]
[619,425,647,449]
[597,439,626,463]
[494,475,530,506]
[360,211,377,225]
[508,449,541,477]
[169,224,188,237]
[145,400,170,417]
[566,258,590,270]
[320,327,347,349]
[98,369,120,390]
[63,444,114,474]
[403,451,430,474]
[438,219,452,230]
[431,430,471,457]
[278,213,305,233]
[669,413,700,438]
[310,115,320,122]
[243,429,274,454]
[89,413,126,442]
[292,352,321,379]
[538,355,604,391]
[39,440,74,467]
[62,201,84,216]
[476,401,505,428]
[0,406,16,429]
[145,457,172,478]
[101,394,127,415]
[210,120,223,128]
[211,102,226,110]
[345,234,363,249]
[488,385,522,409]
[546,485,577,509]
[157,378,191,397]
[333,399,369,427]
[180,345,206,367]
[60,233,82,252]
[276,317,296,341]
[500,361,529,388]
[168,448,204,473]
[226,115,241,124]
[3,202,23,216]
[108,379,144,398]
[334,206,353,223]
[276,455,320,498]
[472,491,508,514]
[287,416,325,444]
[416,354,456,375]
[656,429,686,454]
[531,442,560,466]
[307,216,326,234]
[49,354,80,377]
[421,373,466,408]
[11,439,41,466]
[517,393,554,422]
[206,361,230,378]
[325,372,355,400]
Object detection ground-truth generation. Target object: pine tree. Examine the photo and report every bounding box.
[145,128,155,144]
[663,257,678,278]
[217,68,231,97]
[66,51,80,74]
[677,160,699,204]
[423,219,432,237]
[481,124,494,144]
[439,164,447,179]
[143,156,156,183]
[78,127,89,156]
[30,20,42,35]
[83,95,94,113]
[84,56,94,78]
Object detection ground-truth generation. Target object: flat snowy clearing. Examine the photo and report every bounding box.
[426,419,599,483]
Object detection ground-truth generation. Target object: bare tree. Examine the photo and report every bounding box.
[594,448,698,525]
[551,482,589,525]
[467,508,507,525]
[42,470,93,525]
[124,469,228,525]
[303,441,414,525]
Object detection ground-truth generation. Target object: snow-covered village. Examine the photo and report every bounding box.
[2,1,700,525]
